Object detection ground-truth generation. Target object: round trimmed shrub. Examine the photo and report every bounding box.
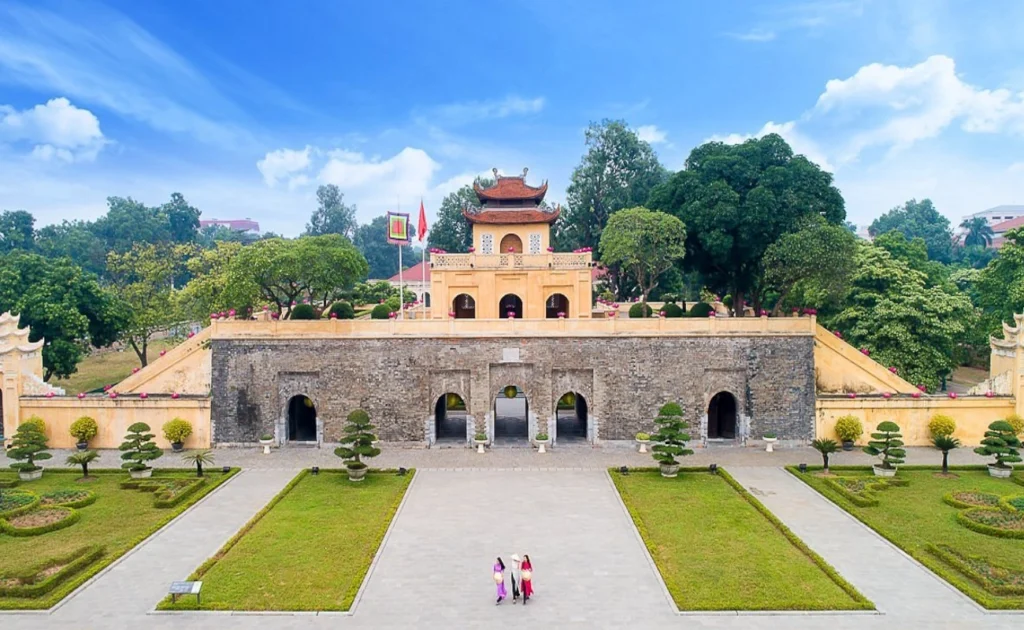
[69,417,98,443]
[162,418,193,444]
[385,296,401,312]
[658,402,684,417]
[928,414,957,438]
[662,302,684,318]
[289,304,316,320]
[328,301,355,320]
[371,304,393,319]
[687,302,713,318]
[1006,414,1024,436]
[722,294,733,308]
[599,291,615,302]
[834,415,863,443]
[20,416,45,434]
[628,302,653,318]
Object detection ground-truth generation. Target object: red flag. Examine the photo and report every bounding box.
[417,199,427,242]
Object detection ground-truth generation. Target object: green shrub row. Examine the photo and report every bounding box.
[998,495,1024,513]
[821,476,908,508]
[0,546,105,598]
[927,544,1024,597]
[956,507,1024,539]
[0,491,40,519]
[0,478,19,489]
[943,490,1001,510]
[41,489,97,509]
[154,479,206,509]
[0,507,80,537]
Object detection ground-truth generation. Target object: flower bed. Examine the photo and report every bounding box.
[928,544,1024,596]
[822,476,908,507]
[0,546,105,598]
[0,492,39,519]
[958,508,1024,538]
[120,477,206,509]
[39,490,96,509]
[943,490,1001,510]
[0,507,79,537]
[999,496,1024,512]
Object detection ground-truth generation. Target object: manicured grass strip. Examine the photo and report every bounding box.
[788,465,1024,610]
[611,467,871,611]
[0,468,238,610]
[160,469,414,611]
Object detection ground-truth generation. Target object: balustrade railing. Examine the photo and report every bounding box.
[430,251,592,269]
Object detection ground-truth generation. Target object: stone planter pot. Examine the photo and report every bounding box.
[659,462,680,478]
[841,440,854,451]
[171,441,184,453]
[988,464,1013,478]
[474,439,488,454]
[347,466,368,482]
[872,464,897,478]
[763,437,778,453]
[75,441,89,452]
[535,439,550,454]
[18,468,42,481]
[130,468,153,480]
[259,438,274,455]
[636,440,650,454]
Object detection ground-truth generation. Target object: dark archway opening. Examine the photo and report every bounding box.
[287,395,317,442]
[434,393,467,442]
[500,233,523,254]
[555,392,587,442]
[708,392,737,440]
[494,386,529,444]
[424,292,431,308]
[546,293,569,319]
[453,293,475,319]
[499,294,523,319]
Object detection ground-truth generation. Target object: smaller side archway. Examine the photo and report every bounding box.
[499,294,523,319]
[546,293,569,318]
[434,393,467,442]
[555,392,587,442]
[499,233,523,254]
[424,292,431,308]
[493,385,529,443]
[287,394,317,442]
[453,293,475,319]
[707,391,738,440]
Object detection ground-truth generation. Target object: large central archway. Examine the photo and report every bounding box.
[708,391,737,440]
[287,394,317,442]
[493,385,529,444]
[555,391,587,442]
[434,393,467,443]
[499,294,523,319]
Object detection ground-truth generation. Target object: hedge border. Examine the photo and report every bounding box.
[157,468,416,611]
[956,507,1024,539]
[0,491,40,519]
[154,478,206,509]
[0,467,239,610]
[0,507,80,537]
[0,546,105,598]
[943,490,1001,511]
[40,490,96,510]
[927,544,1024,597]
[998,495,1024,513]
[610,466,874,611]
[786,465,1024,609]
[0,479,18,489]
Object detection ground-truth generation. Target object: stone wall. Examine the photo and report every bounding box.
[210,335,815,444]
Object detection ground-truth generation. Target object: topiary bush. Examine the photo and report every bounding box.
[1005,414,1024,436]
[662,302,684,318]
[385,295,401,312]
[928,414,957,438]
[974,420,1022,471]
[20,416,45,435]
[863,421,906,471]
[334,409,381,472]
[687,302,713,318]
[834,415,863,444]
[328,301,355,319]
[162,418,193,444]
[7,423,52,474]
[628,302,652,318]
[650,402,692,469]
[371,304,393,319]
[599,290,615,302]
[69,417,98,444]
[118,422,163,473]
[289,304,316,320]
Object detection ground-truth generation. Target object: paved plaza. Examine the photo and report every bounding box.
[0,447,1022,629]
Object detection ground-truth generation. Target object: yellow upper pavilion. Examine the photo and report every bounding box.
[429,169,593,319]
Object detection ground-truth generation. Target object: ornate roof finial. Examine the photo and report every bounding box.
[522,167,529,179]
[492,167,499,180]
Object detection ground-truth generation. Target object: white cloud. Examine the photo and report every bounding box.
[256,146,312,187]
[636,125,667,144]
[433,96,545,123]
[709,120,833,172]
[726,29,777,42]
[0,97,105,162]
[319,147,440,210]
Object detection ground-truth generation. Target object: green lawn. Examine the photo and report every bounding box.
[790,465,1024,609]
[160,469,412,611]
[52,341,175,394]
[611,468,871,611]
[0,468,237,609]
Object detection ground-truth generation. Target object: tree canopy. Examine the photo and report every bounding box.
[354,214,417,279]
[763,217,857,315]
[427,179,492,253]
[960,217,995,249]
[599,207,686,302]
[869,199,953,264]
[306,184,357,239]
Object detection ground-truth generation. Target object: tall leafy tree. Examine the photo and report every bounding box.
[306,184,357,239]
[297,234,370,309]
[35,220,107,277]
[976,227,1024,331]
[354,215,417,279]
[558,120,667,250]
[0,252,124,380]
[427,179,492,253]
[648,133,845,315]
[162,192,201,243]
[763,217,857,315]
[0,210,36,253]
[869,199,954,263]
[598,207,687,302]
[92,197,171,253]
[960,216,995,249]
[175,242,254,323]
[872,230,949,287]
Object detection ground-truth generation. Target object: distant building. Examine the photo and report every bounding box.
[200,218,261,240]
[962,205,1024,226]
[389,262,431,307]
[990,216,1024,249]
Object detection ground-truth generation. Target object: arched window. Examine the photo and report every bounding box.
[453,294,475,319]
[424,292,431,308]
[708,392,737,439]
[499,233,523,254]
[499,294,523,319]
[546,293,569,318]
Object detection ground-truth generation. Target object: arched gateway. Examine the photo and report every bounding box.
[287,395,317,442]
[707,392,738,440]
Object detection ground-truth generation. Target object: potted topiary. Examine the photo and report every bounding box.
[650,402,692,478]
[636,432,651,454]
[763,432,778,453]
[8,423,52,481]
[259,433,275,454]
[811,438,838,474]
[474,431,488,454]
[334,409,381,482]
[535,432,550,454]
[70,416,98,451]
[928,414,956,439]
[119,422,163,479]
[162,418,193,453]
[863,421,905,477]
[834,415,863,451]
[974,420,1022,478]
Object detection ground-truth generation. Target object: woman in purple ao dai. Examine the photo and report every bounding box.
[493,557,507,604]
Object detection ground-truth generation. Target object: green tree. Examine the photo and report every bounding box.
[863,421,906,470]
[559,120,667,250]
[107,243,192,366]
[811,438,839,473]
[162,192,201,243]
[92,196,171,253]
[973,420,1022,470]
[763,217,857,315]
[66,450,99,479]
[334,409,381,472]
[976,228,1024,331]
[872,230,949,287]
[354,215,417,279]
[7,423,52,473]
[175,241,255,323]
[427,180,492,253]
[959,217,995,249]
[0,252,124,379]
[0,210,35,253]
[196,224,250,248]
[599,207,686,302]
[932,435,960,475]
[869,199,954,264]
[650,402,692,468]
[649,134,845,315]
[118,422,163,472]
[35,220,107,278]
[306,184,357,239]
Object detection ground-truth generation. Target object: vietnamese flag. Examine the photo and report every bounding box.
[417,199,427,242]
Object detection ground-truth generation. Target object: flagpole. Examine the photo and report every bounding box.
[397,197,404,321]
[420,198,426,316]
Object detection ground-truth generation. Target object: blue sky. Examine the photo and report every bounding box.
[1,0,1023,236]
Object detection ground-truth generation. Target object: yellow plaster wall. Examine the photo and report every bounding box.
[115,327,211,395]
[991,352,1014,381]
[816,396,1015,447]
[813,325,919,394]
[15,397,211,449]
[431,263,592,319]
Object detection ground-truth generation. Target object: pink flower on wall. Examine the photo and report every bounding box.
[948,392,958,399]
[557,312,566,318]
[109,391,118,399]
[860,348,870,356]
[847,392,856,399]
[888,366,898,374]
[882,392,892,399]
[911,391,921,399]
[171,392,180,399]
[140,392,148,399]
[77,392,85,399]
[985,391,995,398]
[448,311,456,318]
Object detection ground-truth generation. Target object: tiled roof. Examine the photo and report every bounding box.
[462,206,561,225]
[389,261,430,283]
[474,176,548,202]
[992,216,1024,234]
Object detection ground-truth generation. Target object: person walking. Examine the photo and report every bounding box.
[520,554,534,604]
[493,557,507,605]
[510,554,522,604]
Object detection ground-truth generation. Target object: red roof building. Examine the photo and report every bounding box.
[388,261,430,283]
[989,216,1024,249]
[463,168,560,225]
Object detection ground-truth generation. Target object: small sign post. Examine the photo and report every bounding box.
[169,580,203,606]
